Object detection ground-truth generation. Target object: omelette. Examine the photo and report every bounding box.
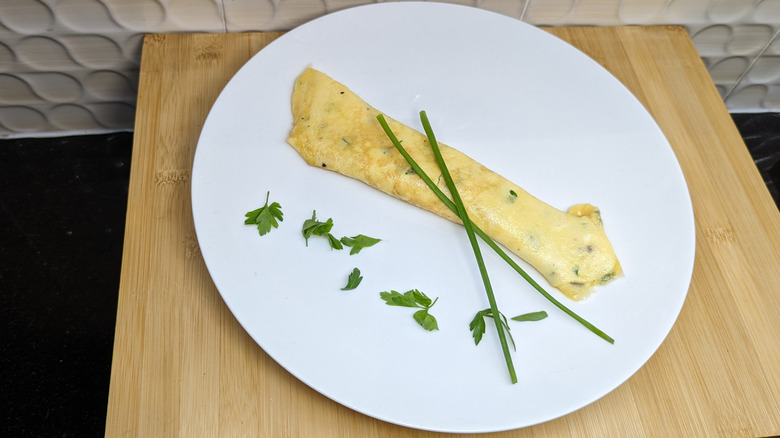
[286,67,621,300]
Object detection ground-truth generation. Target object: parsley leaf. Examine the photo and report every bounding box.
[380,290,419,307]
[301,210,342,249]
[413,309,439,331]
[380,290,414,307]
[341,268,363,290]
[340,234,381,255]
[244,191,283,236]
[470,309,547,346]
[469,310,488,345]
[380,289,439,331]
[469,309,515,349]
[326,233,344,250]
[511,311,548,322]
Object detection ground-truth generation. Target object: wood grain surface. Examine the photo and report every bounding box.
[105,27,780,437]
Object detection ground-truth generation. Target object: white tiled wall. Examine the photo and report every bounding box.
[0,0,778,138]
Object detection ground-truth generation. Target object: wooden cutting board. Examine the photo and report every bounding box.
[105,27,780,437]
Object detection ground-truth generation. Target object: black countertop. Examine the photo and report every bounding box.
[1,115,778,437]
[1,133,130,437]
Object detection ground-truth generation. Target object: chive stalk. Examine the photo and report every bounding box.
[379,112,517,383]
[376,113,614,345]
[420,111,518,383]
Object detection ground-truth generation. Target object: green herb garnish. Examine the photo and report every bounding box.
[244,191,283,236]
[511,311,548,322]
[469,309,515,348]
[341,268,363,290]
[380,289,439,331]
[326,233,344,250]
[301,210,342,249]
[340,234,381,255]
[376,113,614,346]
[509,190,518,197]
[417,111,517,383]
[470,309,548,345]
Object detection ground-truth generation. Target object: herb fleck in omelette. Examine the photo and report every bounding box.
[287,67,621,300]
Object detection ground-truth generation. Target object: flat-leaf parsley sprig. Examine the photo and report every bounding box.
[512,311,548,322]
[301,212,381,254]
[341,268,363,290]
[470,309,548,346]
[244,191,283,236]
[469,309,515,348]
[340,234,381,255]
[380,289,439,331]
[302,210,343,249]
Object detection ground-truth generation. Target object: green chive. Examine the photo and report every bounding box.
[376,113,614,345]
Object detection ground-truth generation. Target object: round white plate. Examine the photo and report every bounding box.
[192,2,695,433]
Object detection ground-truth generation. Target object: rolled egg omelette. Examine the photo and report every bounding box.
[287,67,621,300]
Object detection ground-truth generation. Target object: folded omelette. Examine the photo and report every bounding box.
[287,67,621,300]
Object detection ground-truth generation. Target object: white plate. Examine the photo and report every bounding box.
[192,2,695,433]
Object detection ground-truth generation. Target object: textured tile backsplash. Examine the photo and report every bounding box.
[0,0,778,138]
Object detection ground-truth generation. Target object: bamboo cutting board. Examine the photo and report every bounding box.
[105,27,780,437]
